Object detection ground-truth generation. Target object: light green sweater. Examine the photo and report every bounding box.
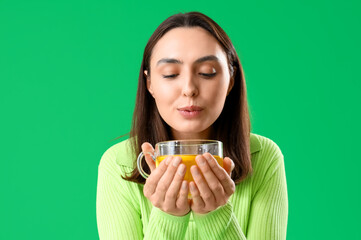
[96,133,288,239]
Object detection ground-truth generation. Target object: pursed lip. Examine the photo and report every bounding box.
[177,105,203,111]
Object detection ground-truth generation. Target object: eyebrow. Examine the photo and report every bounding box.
[156,55,219,66]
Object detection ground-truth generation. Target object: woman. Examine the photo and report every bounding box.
[96,11,288,240]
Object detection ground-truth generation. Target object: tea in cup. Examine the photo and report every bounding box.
[137,140,223,198]
[155,154,223,182]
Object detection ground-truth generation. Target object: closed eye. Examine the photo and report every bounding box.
[199,72,217,78]
[162,74,179,79]
[162,72,216,79]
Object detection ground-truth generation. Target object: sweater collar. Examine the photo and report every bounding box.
[250,133,262,154]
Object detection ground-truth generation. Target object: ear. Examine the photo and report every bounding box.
[144,70,154,96]
[227,67,236,96]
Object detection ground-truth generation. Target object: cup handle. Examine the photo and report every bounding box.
[137,151,156,179]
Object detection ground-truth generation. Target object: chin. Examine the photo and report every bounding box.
[173,125,211,137]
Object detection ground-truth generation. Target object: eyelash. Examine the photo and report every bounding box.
[162,73,217,79]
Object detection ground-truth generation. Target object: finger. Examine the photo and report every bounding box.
[154,156,182,202]
[203,153,235,196]
[143,156,172,197]
[223,157,234,176]
[164,163,186,206]
[141,142,156,172]
[189,181,205,210]
[190,165,216,207]
[176,180,189,210]
[195,155,225,204]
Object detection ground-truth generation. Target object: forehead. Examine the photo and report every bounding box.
[150,27,227,66]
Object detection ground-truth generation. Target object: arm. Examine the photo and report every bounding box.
[189,153,246,240]
[96,165,143,239]
[192,144,288,240]
[96,149,191,240]
[192,201,247,240]
[146,206,191,239]
[246,149,288,239]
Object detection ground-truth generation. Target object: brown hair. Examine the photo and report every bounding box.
[119,11,252,185]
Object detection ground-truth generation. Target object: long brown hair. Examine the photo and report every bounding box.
[120,11,252,185]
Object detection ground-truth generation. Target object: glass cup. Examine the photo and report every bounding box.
[137,140,223,198]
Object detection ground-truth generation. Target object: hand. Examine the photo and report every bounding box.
[189,153,235,215]
[141,142,191,216]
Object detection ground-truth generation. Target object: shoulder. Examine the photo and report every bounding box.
[98,138,136,173]
[249,133,284,174]
[249,133,285,183]
[250,133,283,158]
[97,139,143,210]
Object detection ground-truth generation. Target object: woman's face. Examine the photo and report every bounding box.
[145,27,234,139]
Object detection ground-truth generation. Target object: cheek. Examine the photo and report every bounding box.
[153,83,178,109]
[206,80,229,106]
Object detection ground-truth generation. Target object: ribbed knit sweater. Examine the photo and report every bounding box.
[96,133,288,239]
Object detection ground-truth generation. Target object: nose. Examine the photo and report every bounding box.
[182,75,199,97]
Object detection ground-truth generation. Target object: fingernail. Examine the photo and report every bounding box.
[192,166,200,176]
[231,159,235,169]
[205,153,213,162]
[177,164,185,176]
[182,181,187,189]
[173,156,181,167]
[190,182,196,191]
[196,156,205,165]
[165,156,172,165]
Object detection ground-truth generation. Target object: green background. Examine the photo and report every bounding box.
[1,0,360,239]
